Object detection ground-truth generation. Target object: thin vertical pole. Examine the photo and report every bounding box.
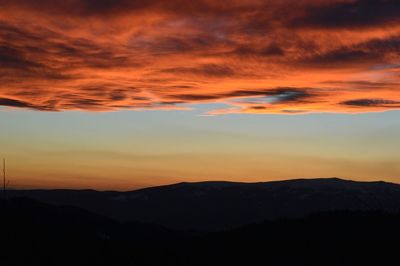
[3,158,5,197]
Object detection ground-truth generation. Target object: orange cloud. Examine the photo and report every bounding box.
[0,0,400,114]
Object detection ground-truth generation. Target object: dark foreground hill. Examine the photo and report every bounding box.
[1,198,400,266]
[9,178,400,231]
[1,198,185,266]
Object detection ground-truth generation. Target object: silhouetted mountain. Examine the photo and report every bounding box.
[9,178,400,231]
[1,197,181,241]
[2,198,400,266]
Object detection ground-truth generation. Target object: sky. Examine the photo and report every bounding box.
[0,0,400,190]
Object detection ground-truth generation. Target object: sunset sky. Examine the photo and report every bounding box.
[1,0,400,190]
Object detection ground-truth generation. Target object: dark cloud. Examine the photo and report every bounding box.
[300,35,400,68]
[341,98,400,107]
[320,80,398,88]
[0,46,41,69]
[301,48,379,68]
[363,35,400,53]
[158,101,185,105]
[60,98,105,110]
[169,87,317,104]
[132,96,151,101]
[132,35,222,55]
[133,36,191,55]
[291,0,400,29]
[0,21,141,75]
[169,94,221,101]
[109,90,127,101]
[265,88,314,104]
[0,97,55,110]
[0,21,57,43]
[230,43,285,58]
[225,87,316,102]
[261,43,285,56]
[320,80,400,94]
[0,44,68,80]
[0,0,253,18]
[0,0,152,17]
[282,109,307,114]
[250,105,267,110]
[0,97,34,108]
[163,64,235,77]
[223,89,271,97]
[78,0,151,15]
[235,11,275,36]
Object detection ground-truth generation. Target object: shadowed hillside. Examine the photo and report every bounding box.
[10,178,400,231]
[2,197,400,266]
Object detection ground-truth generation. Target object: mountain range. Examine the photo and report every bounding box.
[9,177,400,231]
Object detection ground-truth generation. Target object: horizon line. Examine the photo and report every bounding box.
[6,177,399,193]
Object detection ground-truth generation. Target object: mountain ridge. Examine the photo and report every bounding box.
[11,177,399,193]
[9,177,400,231]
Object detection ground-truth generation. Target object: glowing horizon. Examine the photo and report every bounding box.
[1,108,399,190]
